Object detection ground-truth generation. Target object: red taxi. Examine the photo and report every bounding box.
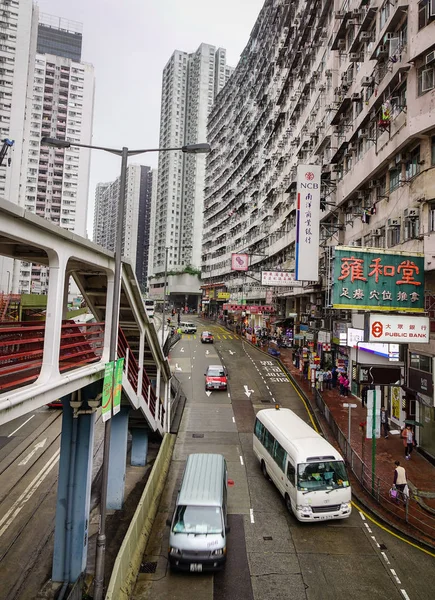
[205,365,228,391]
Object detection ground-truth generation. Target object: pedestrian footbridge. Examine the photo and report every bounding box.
[0,198,170,434]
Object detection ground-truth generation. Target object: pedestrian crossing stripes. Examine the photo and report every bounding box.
[179,333,239,340]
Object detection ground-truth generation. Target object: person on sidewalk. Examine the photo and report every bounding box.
[401,425,415,460]
[380,406,389,438]
[393,460,408,501]
[342,375,350,397]
[331,366,338,389]
[338,373,345,396]
[361,385,368,408]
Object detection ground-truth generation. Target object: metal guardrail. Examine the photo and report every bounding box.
[313,389,435,540]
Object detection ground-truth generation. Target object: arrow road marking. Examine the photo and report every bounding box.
[244,385,254,398]
[205,350,210,355]
[180,347,184,353]
[19,438,47,466]
[229,350,235,355]
[206,391,212,397]
[175,363,182,371]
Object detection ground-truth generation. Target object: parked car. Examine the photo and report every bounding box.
[201,331,214,343]
[205,365,228,391]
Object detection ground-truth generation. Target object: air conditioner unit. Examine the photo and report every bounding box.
[372,229,382,236]
[338,39,346,50]
[351,92,361,101]
[358,128,368,138]
[349,52,362,62]
[376,45,388,58]
[360,31,373,41]
[368,178,378,188]
[361,76,374,86]
[404,208,419,219]
[388,218,401,227]
[426,50,435,65]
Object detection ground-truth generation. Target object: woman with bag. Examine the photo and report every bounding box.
[392,461,408,503]
[401,425,415,460]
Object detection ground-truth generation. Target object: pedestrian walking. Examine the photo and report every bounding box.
[343,376,350,397]
[380,406,389,438]
[392,460,408,502]
[331,366,338,389]
[325,369,332,390]
[401,425,415,460]
[303,361,309,380]
[361,385,368,408]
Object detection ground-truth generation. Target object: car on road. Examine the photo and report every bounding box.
[205,365,227,391]
[201,331,214,343]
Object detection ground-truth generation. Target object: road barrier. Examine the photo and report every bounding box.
[105,433,176,600]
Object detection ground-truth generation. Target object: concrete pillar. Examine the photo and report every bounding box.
[52,384,97,583]
[107,405,129,509]
[130,427,149,466]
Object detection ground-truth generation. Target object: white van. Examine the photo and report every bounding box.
[253,407,351,522]
[167,453,230,571]
[181,322,197,333]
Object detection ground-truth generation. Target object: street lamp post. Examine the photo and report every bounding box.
[6,270,10,294]
[41,137,210,600]
[161,246,169,346]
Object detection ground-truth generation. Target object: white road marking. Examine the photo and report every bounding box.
[359,511,366,521]
[232,417,235,423]
[228,393,231,398]
[18,438,47,466]
[381,551,390,565]
[244,385,254,398]
[250,508,255,523]
[205,350,209,355]
[8,415,35,437]
[175,364,182,371]
[400,590,411,600]
[206,391,212,397]
[269,391,273,396]
[0,449,60,538]
[180,348,184,353]
[265,385,270,390]
[371,535,380,548]
[188,376,191,380]
[229,350,235,355]
[390,569,401,584]
[239,455,244,466]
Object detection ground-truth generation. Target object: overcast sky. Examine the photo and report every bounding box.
[35,0,265,237]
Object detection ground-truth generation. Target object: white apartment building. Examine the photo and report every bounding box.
[0,0,38,293]
[151,44,232,280]
[93,164,153,291]
[202,0,435,458]
[14,14,94,294]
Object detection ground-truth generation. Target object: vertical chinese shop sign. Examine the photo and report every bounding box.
[295,164,321,281]
[113,357,124,416]
[102,361,114,422]
[332,247,424,312]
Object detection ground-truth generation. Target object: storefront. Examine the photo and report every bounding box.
[408,353,435,461]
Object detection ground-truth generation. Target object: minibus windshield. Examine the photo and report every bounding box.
[172,505,223,535]
[297,461,349,492]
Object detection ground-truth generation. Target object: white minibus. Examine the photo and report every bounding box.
[253,407,351,521]
[144,299,155,319]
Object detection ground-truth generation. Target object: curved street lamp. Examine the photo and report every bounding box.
[40,136,210,600]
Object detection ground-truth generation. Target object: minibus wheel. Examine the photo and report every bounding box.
[261,460,269,480]
[285,493,293,515]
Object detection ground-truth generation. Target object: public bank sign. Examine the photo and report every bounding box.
[332,247,424,312]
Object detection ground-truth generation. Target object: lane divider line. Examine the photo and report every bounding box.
[232,417,235,423]
[390,570,401,585]
[371,535,380,548]
[0,449,60,538]
[239,455,244,466]
[250,508,255,523]
[400,590,411,600]
[7,415,35,438]
[381,551,390,565]
[355,503,435,558]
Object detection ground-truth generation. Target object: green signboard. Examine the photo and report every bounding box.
[332,247,424,312]
[102,361,114,422]
[113,358,124,416]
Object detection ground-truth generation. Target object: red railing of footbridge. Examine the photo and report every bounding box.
[0,321,163,424]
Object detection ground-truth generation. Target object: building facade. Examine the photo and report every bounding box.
[13,12,94,294]
[202,0,435,458]
[93,164,153,292]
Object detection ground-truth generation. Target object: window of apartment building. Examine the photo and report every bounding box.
[406,146,421,180]
[391,82,407,116]
[429,203,435,231]
[418,60,435,94]
[388,224,401,247]
[380,1,391,29]
[419,0,435,30]
[404,213,420,240]
[389,166,401,191]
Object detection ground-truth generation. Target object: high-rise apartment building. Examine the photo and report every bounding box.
[0,0,38,294]
[202,0,435,459]
[93,164,153,291]
[14,12,94,294]
[151,44,233,277]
